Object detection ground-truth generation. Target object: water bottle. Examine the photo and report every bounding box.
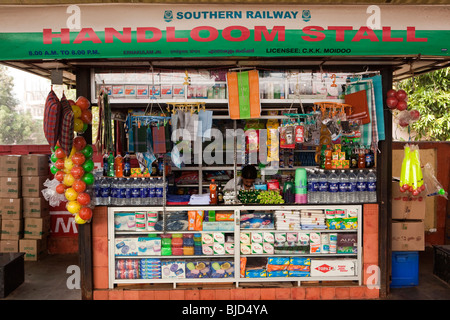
[328,170,339,203]
[110,177,119,206]
[149,178,156,205]
[140,178,149,205]
[367,169,377,203]
[307,169,318,204]
[123,152,131,177]
[338,170,349,203]
[347,170,357,203]
[318,169,328,204]
[356,170,368,203]
[156,178,163,205]
[117,178,126,206]
[125,178,132,206]
[100,177,111,205]
[93,175,102,206]
[131,177,141,205]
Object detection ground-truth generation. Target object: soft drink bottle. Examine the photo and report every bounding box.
[103,154,109,177]
[108,152,115,177]
[123,152,131,177]
[115,153,123,178]
[209,179,217,205]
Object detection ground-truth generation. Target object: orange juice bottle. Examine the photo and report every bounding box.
[210,179,217,204]
[114,153,123,177]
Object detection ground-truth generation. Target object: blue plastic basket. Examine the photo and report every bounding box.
[391,251,419,288]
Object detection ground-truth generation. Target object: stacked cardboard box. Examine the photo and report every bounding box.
[0,155,23,253]
[0,154,50,261]
[391,181,426,251]
[20,154,50,261]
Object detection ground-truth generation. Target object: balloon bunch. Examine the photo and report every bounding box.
[399,144,425,196]
[386,89,421,128]
[50,135,95,224]
[70,96,92,134]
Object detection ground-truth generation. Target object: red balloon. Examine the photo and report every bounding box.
[410,109,420,121]
[55,159,65,170]
[71,165,85,179]
[56,183,67,194]
[395,90,407,101]
[73,136,87,151]
[80,110,92,124]
[77,192,91,206]
[399,118,410,127]
[76,96,90,111]
[55,148,66,159]
[79,207,93,221]
[72,179,87,193]
[72,152,86,165]
[386,97,398,109]
[387,89,397,97]
[396,100,408,111]
[54,170,65,182]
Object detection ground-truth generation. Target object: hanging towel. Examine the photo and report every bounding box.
[58,94,74,157]
[367,75,385,141]
[43,90,61,148]
[227,70,261,120]
[197,110,213,141]
[152,125,167,154]
[133,124,148,153]
[184,113,199,140]
[345,90,370,124]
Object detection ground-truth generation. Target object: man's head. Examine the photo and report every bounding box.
[241,165,257,189]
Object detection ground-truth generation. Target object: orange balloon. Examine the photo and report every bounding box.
[72,179,87,193]
[72,152,86,165]
[77,192,91,206]
[55,159,65,170]
[71,165,85,179]
[55,148,66,159]
[79,207,93,221]
[76,96,90,110]
[80,109,92,124]
[56,183,66,194]
[54,170,65,182]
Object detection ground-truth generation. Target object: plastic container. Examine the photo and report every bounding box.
[183,246,194,256]
[391,251,419,288]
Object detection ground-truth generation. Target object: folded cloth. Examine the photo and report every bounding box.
[184,113,198,140]
[152,125,166,154]
[134,124,148,152]
[167,194,191,203]
[197,110,213,140]
[188,193,211,205]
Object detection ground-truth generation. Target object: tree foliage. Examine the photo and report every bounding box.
[398,67,450,141]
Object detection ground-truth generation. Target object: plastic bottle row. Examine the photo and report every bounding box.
[306,169,377,204]
[94,175,168,206]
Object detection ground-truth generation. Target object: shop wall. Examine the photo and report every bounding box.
[392,141,450,246]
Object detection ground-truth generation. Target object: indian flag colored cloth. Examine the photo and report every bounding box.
[227,70,261,120]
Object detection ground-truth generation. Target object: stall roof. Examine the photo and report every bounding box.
[1,1,449,85]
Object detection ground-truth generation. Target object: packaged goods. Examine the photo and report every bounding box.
[210,261,234,278]
[161,260,185,279]
[186,261,211,278]
[114,213,136,231]
[137,237,161,256]
[115,238,138,256]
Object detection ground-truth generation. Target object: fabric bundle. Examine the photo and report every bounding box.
[58,94,74,156]
[43,90,61,149]
[227,70,261,120]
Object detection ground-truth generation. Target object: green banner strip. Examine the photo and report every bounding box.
[0,29,448,60]
[237,71,251,119]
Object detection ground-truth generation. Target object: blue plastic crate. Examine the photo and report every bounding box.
[391,251,419,288]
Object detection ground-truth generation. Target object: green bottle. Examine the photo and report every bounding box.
[108,152,115,177]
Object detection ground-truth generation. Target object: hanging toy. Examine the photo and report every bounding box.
[399,144,425,196]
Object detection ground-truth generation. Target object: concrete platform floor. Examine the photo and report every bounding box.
[1,247,449,300]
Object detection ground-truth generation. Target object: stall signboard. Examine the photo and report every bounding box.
[0,4,448,60]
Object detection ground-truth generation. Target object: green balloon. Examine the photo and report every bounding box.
[50,166,59,175]
[81,145,93,158]
[82,159,94,173]
[50,153,58,163]
[82,172,94,185]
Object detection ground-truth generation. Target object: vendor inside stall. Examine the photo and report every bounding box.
[224,165,261,191]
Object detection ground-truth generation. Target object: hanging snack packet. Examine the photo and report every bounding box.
[280,125,295,149]
[266,119,279,162]
[295,125,304,143]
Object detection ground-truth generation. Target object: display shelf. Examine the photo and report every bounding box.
[108,204,362,288]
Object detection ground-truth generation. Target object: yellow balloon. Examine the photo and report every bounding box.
[64,187,78,201]
[67,200,81,214]
[69,146,77,158]
[74,214,87,224]
[64,158,74,171]
[63,173,75,187]
[72,105,82,118]
[74,118,84,132]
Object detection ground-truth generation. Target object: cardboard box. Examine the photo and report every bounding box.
[1,219,23,240]
[391,182,426,220]
[22,197,49,218]
[392,220,425,251]
[0,240,19,253]
[0,177,21,198]
[23,217,50,240]
[19,238,47,261]
[0,155,21,177]
[22,176,48,198]
[0,198,22,220]
[21,154,49,176]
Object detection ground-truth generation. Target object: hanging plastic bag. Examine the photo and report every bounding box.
[423,162,448,199]
[41,178,66,207]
